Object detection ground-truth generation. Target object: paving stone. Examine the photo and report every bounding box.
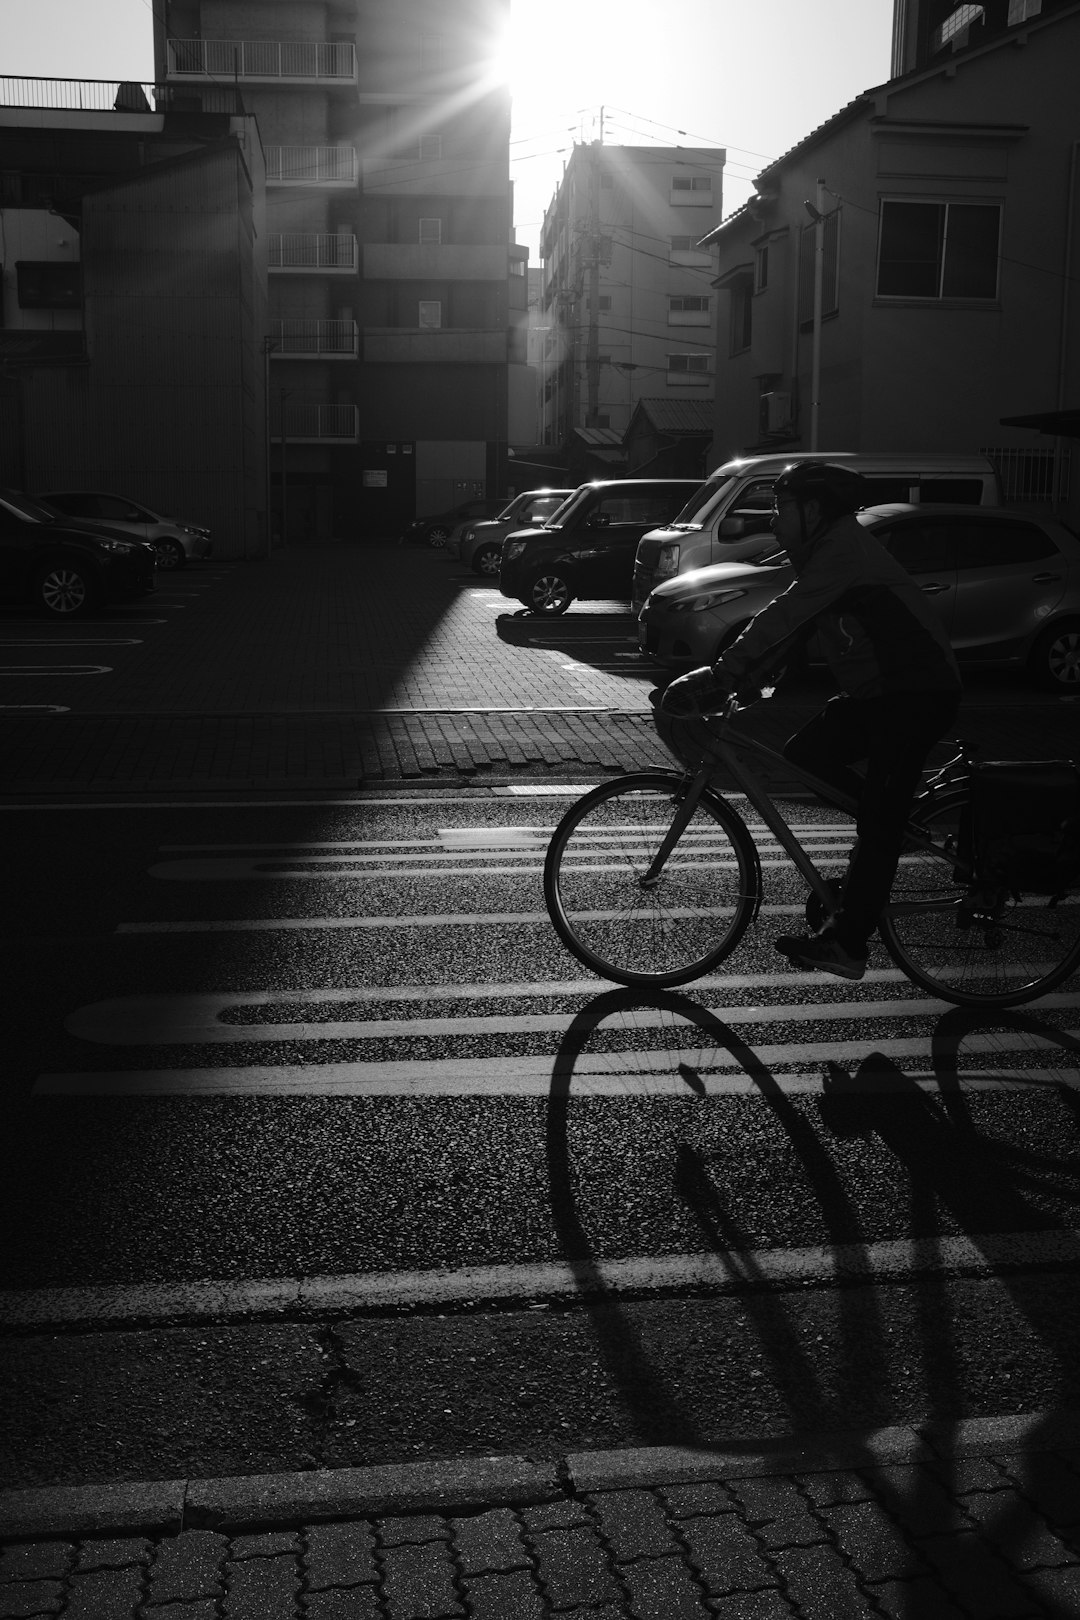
[960,1487,1078,1569]
[0,1546,74,1584]
[380,1539,463,1620]
[147,1530,228,1604]
[301,1588,382,1620]
[619,1554,713,1619]
[928,1456,1012,1495]
[529,1526,622,1611]
[995,1452,1080,1532]
[868,1576,969,1618]
[678,1514,778,1597]
[1019,1562,1080,1610]
[303,1522,379,1590]
[450,1509,530,1574]
[519,1498,591,1536]
[860,1465,976,1538]
[377,1515,450,1548]
[769,1542,873,1618]
[816,1501,928,1583]
[143,1603,218,1619]
[222,1553,300,1619]
[61,1565,144,1618]
[230,1531,302,1560]
[588,1490,679,1561]
[916,1531,1044,1617]
[726,1478,825,1550]
[796,1470,876,1509]
[460,1567,546,1620]
[0,1582,64,1618]
[707,1589,796,1619]
[75,1539,151,1571]
[658,1482,736,1519]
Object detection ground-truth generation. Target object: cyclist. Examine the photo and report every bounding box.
[662,459,962,980]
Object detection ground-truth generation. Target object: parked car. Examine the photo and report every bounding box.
[400,496,506,549]
[631,451,1003,607]
[499,479,702,615]
[447,488,574,576]
[0,487,156,616]
[35,490,212,569]
[637,503,1080,691]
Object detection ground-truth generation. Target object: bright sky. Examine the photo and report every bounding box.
[0,0,894,258]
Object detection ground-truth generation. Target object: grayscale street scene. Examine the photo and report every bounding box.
[1,1,1080,1616]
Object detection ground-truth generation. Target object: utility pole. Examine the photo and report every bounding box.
[585,132,602,427]
[810,177,825,453]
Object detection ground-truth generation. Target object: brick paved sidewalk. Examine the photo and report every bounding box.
[3,1416,1080,1617]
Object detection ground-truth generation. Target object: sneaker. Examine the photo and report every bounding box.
[774,929,868,981]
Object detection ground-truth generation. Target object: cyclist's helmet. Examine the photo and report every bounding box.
[773,460,868,520]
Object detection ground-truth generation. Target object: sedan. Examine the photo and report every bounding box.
[638,504,1080,692]
[0,488,156,616]
[36,490,212,570]
[447,488,573,575]
[399,496,506,549]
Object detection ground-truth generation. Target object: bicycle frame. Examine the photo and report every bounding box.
[661,697,969,913]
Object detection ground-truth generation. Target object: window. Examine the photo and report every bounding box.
[670,236,694,253]
[16,260,81,309]
[418,300,441,328]
[729,279,752,354]
[880,520,950,575]
[876,200,1000,300]
[586,294,612,312]
[755,245,769,292]
[1008,0,1042,19]
[951,518,1058,568]
[667,353,709,383]
[509,257,525,276]
[418,134,443,161]
[672,175,712,192]
[797,208,840,326]
[669,296,710,313]
[419,218,442,244]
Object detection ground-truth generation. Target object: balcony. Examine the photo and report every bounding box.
[0,74,244,116]
[271,403,359,442]
[266,146,358,187]
[166,38,357,88]
[361,156,507,199]
[269,233,358,273]
[363,329,506,364]
[270,319,359,358]
[362,243,507,281]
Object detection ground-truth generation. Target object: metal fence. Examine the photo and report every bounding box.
[268,233,358,270]
[272,403,359,441]
[167,39,356,80]
[271,319,359,356]
[982,445,1072,505]
[265,146,358,184]
[0,76,244,114]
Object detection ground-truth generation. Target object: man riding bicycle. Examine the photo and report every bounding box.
[662,459,962,980]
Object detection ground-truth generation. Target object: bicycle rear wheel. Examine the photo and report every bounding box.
[879,792,1080,1006]
[543,772,760,987]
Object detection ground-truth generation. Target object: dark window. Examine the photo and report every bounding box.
[878,520,953,574]
[16,260,81,309]
[918,477,986,502]
[952,518,1059,568]
[863,476,916,504]
[877,200,1000,300]
[730,281,752,354]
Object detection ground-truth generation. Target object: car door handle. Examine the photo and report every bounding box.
[1031,572,1061,583]
[920,583,950,594]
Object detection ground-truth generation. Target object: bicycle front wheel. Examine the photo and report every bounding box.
[879,792,1080,1007]
[543,772,760,987]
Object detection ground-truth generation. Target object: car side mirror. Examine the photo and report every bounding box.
[719,515,750,538]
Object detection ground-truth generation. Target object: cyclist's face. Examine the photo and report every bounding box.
[771,494,803,548]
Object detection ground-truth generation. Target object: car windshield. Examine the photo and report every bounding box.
[669,476,738,528]
[0,487,58,522]
[540,490,581,526]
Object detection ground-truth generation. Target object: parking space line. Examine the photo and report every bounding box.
[0,664,111,675]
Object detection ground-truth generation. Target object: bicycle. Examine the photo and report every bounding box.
[543,693,1080,1009]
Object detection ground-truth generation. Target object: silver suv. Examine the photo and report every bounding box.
[36,490,212,570]
[447,487,573,575]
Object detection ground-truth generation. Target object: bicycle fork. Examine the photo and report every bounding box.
[639,771,712,888]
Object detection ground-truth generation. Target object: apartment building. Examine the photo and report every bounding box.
[153,0,518,541]
[890,0,1073,73]
[538,142,725,451]
[0,81,266,557]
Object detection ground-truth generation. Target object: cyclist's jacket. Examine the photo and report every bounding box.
[715,513,961,700]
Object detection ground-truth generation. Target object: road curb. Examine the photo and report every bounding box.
[5,1411,1080,1540]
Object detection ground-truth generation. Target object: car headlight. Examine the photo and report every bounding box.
[668,588,748,613]
[96,537,138,555]
[182,525,209,537]
[462,528,476,543]
[655,543,681,579]
[503,540,527,562]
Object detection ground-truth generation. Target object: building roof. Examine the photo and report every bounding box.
[632,399,713,435]
[573,427,623,448]
[1000,409,1080,439]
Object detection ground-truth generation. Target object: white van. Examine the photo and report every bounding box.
[631,451,1001,607]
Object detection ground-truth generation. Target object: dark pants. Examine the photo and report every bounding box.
[782,689,961,951]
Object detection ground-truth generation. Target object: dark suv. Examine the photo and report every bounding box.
[0,488,156,616]
[498,479,702,615]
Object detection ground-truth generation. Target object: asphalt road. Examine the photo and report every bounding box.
[2,785,1079,1490]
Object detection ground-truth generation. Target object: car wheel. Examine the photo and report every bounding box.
[154,539,186,570]
[35,560,98,617]
[473,544,502,577]
[1029,620,1080,691]
[427,525,451,548]
[525,571,573,615]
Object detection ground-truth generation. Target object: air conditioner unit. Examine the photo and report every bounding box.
[760,391,793,435]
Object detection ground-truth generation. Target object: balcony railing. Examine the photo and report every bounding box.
[270,319,359,358]
[167,39,356,83]
[268,233,358,272]
[0,75,244,114]
[266,145,358,186]
[272,403,359,442]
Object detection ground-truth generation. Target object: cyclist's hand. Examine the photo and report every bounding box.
[660,666,732,717]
